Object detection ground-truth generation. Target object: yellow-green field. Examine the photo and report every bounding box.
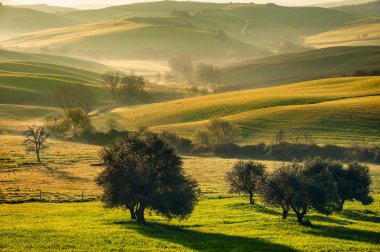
[0,135,379,251]
[93,77,380,145]
[305,18,380,48]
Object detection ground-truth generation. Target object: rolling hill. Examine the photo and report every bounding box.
[11,4,77,14]
[92,77,380,146]
[0,60,110,107]
[0,5,77,36]
[0,19,263,60]
[0,1,361,58]
[334,0,380,16]
[221,46,380,89]
[304,18,380,48]
[0,49,112,73]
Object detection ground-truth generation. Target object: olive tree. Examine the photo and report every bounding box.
[96,132,199,225]
[329,161,373,211]
[226,161,266,204]
[259,159,339,224]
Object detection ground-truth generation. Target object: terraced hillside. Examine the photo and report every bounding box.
[221,46,380,89]
[305,18,380,48]
[93,77,380,145]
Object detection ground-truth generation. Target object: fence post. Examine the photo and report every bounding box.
[82,190,84,202]
[39,189,42,201]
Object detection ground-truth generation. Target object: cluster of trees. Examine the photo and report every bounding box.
[102,71,148,104]
[226,158,373,224]
[167,55,223,92]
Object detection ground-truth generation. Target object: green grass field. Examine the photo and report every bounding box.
[0,135,379,251]
[93,77,380,145]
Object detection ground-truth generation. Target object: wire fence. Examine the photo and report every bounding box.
[0,187,101,203]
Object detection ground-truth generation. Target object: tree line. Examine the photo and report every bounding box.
[95,130,374,225]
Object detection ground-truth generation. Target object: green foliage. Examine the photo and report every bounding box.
[194,118,241,148]
[226,161,266,204]
[96,132,199,224]
[65,108,92,137]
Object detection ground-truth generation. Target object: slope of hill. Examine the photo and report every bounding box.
[0,49,112,73]
[334,0,380,16]
[1,19,263,60]
[11,4,77,14]
[93,77,380,145]
[0,6,77,36]
[304,18,380,48]
[0,61,110,107]
[221,46,380,89]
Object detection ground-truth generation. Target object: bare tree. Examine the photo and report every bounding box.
[24,126,49,163]
[168,55,194,84]
[195,63,222,92]
[102,71,124,102]
[52,84,96,113]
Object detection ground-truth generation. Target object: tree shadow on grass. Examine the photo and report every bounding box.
[338,210,380,223]
[304,224,380,245]
[135,223,298,252]
[112,220,297,251]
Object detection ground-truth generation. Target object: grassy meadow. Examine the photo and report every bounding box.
[93,77,380,145]
[0,134,379,251]
[1,1,380,251]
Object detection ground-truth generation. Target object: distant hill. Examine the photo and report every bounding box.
[11,4,77,14]
[0,6,77,36]
[221,46,380,89]
[0,19,264,60]
[59,2,357,50]
[313,0,376,8]
[304,18,380,48]
[92,77,380,145]
[0,49,112,73]
[334,0,380,16]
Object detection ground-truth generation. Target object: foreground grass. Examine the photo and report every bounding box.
[0,197,379,251]
[0,135,379,251]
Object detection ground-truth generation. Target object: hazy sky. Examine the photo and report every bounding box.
[3,0,343,8]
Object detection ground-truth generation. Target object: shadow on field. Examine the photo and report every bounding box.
[134,223,297,251]
[304,225,380,245]
[339,210,380,223]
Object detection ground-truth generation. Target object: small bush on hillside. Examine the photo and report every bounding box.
[158,131,193,154]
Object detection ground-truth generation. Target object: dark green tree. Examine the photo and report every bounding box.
[226,161,266,204]
[96,132,199,225]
